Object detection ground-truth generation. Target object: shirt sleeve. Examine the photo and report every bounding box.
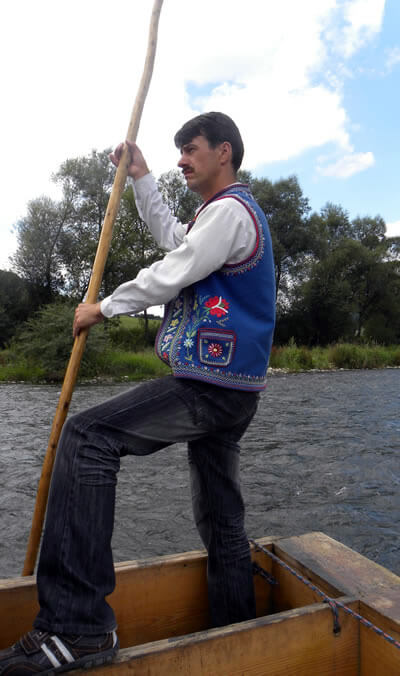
[130,173,187,250]
[100,190,256,318]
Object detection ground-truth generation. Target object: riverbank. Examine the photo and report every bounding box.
[0,342,399,384]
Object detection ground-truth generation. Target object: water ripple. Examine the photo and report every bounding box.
[0,369,399,578]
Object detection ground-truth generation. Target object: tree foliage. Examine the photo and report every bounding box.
[12,196,71,304]
[0,270,31,347]
[157,169,201,222]
[54,149,115,297]
[250,175,314,307]
[276,210,400,345]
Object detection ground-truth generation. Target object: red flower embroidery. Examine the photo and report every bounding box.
[208,342,223,358]
[204,296,229,318]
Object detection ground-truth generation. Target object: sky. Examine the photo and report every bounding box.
[1,0,399,271]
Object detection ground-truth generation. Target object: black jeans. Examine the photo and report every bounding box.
[34,376,259,634]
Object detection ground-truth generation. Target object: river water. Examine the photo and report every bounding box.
[0,369,399,579]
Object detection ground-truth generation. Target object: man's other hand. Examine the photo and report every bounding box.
[73,303,104,338]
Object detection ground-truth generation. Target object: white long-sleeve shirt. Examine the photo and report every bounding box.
[100,173,256,318]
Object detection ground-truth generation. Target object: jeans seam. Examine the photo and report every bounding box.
[51,434,79,626]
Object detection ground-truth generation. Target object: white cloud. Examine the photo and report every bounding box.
[385,46,400,72]
[340,0,385,57]
[385,220,400,238]
[198,83,350,169]
[0,0,388,263]
[318,151,375,177]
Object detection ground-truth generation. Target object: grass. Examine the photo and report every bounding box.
[0,348,170,383]
[1,338,399,383]
[0,361,45,382]
[269,342,400,372]
[99,349,171,381]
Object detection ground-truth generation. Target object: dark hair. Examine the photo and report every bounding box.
[174,112,244,172]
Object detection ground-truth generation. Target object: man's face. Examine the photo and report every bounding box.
[177,135,226,199]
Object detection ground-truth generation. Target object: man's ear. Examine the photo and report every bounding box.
[219,141,233,166]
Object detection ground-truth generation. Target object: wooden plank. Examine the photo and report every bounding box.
[252,537,351,613]
[251,540,275,617]
[76,600,359,676]
[3,532,398,675]
[271,561,333,613]
[0,537,280,650]
[275,532,400,623]
[0,551,209,651]
[0,575,38,648]
[358,601,400,675]
[108,549,209,648]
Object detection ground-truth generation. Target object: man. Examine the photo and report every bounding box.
[0,112,275,674]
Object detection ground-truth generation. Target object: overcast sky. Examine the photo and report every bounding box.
[1,0,399,270]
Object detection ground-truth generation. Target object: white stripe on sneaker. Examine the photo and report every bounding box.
[41,642,61,669]
[50,635,75,664]
[112,630,117,647]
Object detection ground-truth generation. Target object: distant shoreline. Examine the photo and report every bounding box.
[0,364,399,387]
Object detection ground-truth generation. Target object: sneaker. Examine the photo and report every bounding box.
[0,629,119,674]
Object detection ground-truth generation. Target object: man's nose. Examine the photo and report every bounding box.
[177,153,187,168]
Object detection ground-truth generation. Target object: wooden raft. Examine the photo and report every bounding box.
[0,532,399,674]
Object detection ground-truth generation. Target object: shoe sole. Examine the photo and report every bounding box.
[42,644,119,674]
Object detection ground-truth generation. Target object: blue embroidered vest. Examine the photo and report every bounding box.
[155,184,276,391]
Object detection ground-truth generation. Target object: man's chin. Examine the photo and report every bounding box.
[185,176,200,192]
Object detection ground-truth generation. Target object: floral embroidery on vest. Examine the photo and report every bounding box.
[204,296,229,317]
[183,294,230,361]
[159,295,184,360]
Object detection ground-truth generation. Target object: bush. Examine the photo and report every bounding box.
[329,343,366,369]
[108,316,161,351]
[308,346,332,370]
[328,343,396,369]
[10,301,110,380]
[363,345,388,369]
[269,342,313,371]
[269,346,286,369]
[269,342,399,372]
[389,347,400,366]
[297,347,314,369]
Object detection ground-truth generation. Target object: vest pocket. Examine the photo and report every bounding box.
[198,328,236,367]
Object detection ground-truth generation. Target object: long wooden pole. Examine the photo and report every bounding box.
[22,0,164,576]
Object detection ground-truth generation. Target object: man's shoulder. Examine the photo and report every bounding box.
[196,195,252,223]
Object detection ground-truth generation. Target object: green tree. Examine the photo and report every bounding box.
[251,175,313,306]
[12,196,71,304]
[54,149,115,298]
[351,215,386,250]
[362,259,400,343]
[298,239,400,344]
[157,169,201,222]
[111,185,165,339]
[0,270,31,347]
